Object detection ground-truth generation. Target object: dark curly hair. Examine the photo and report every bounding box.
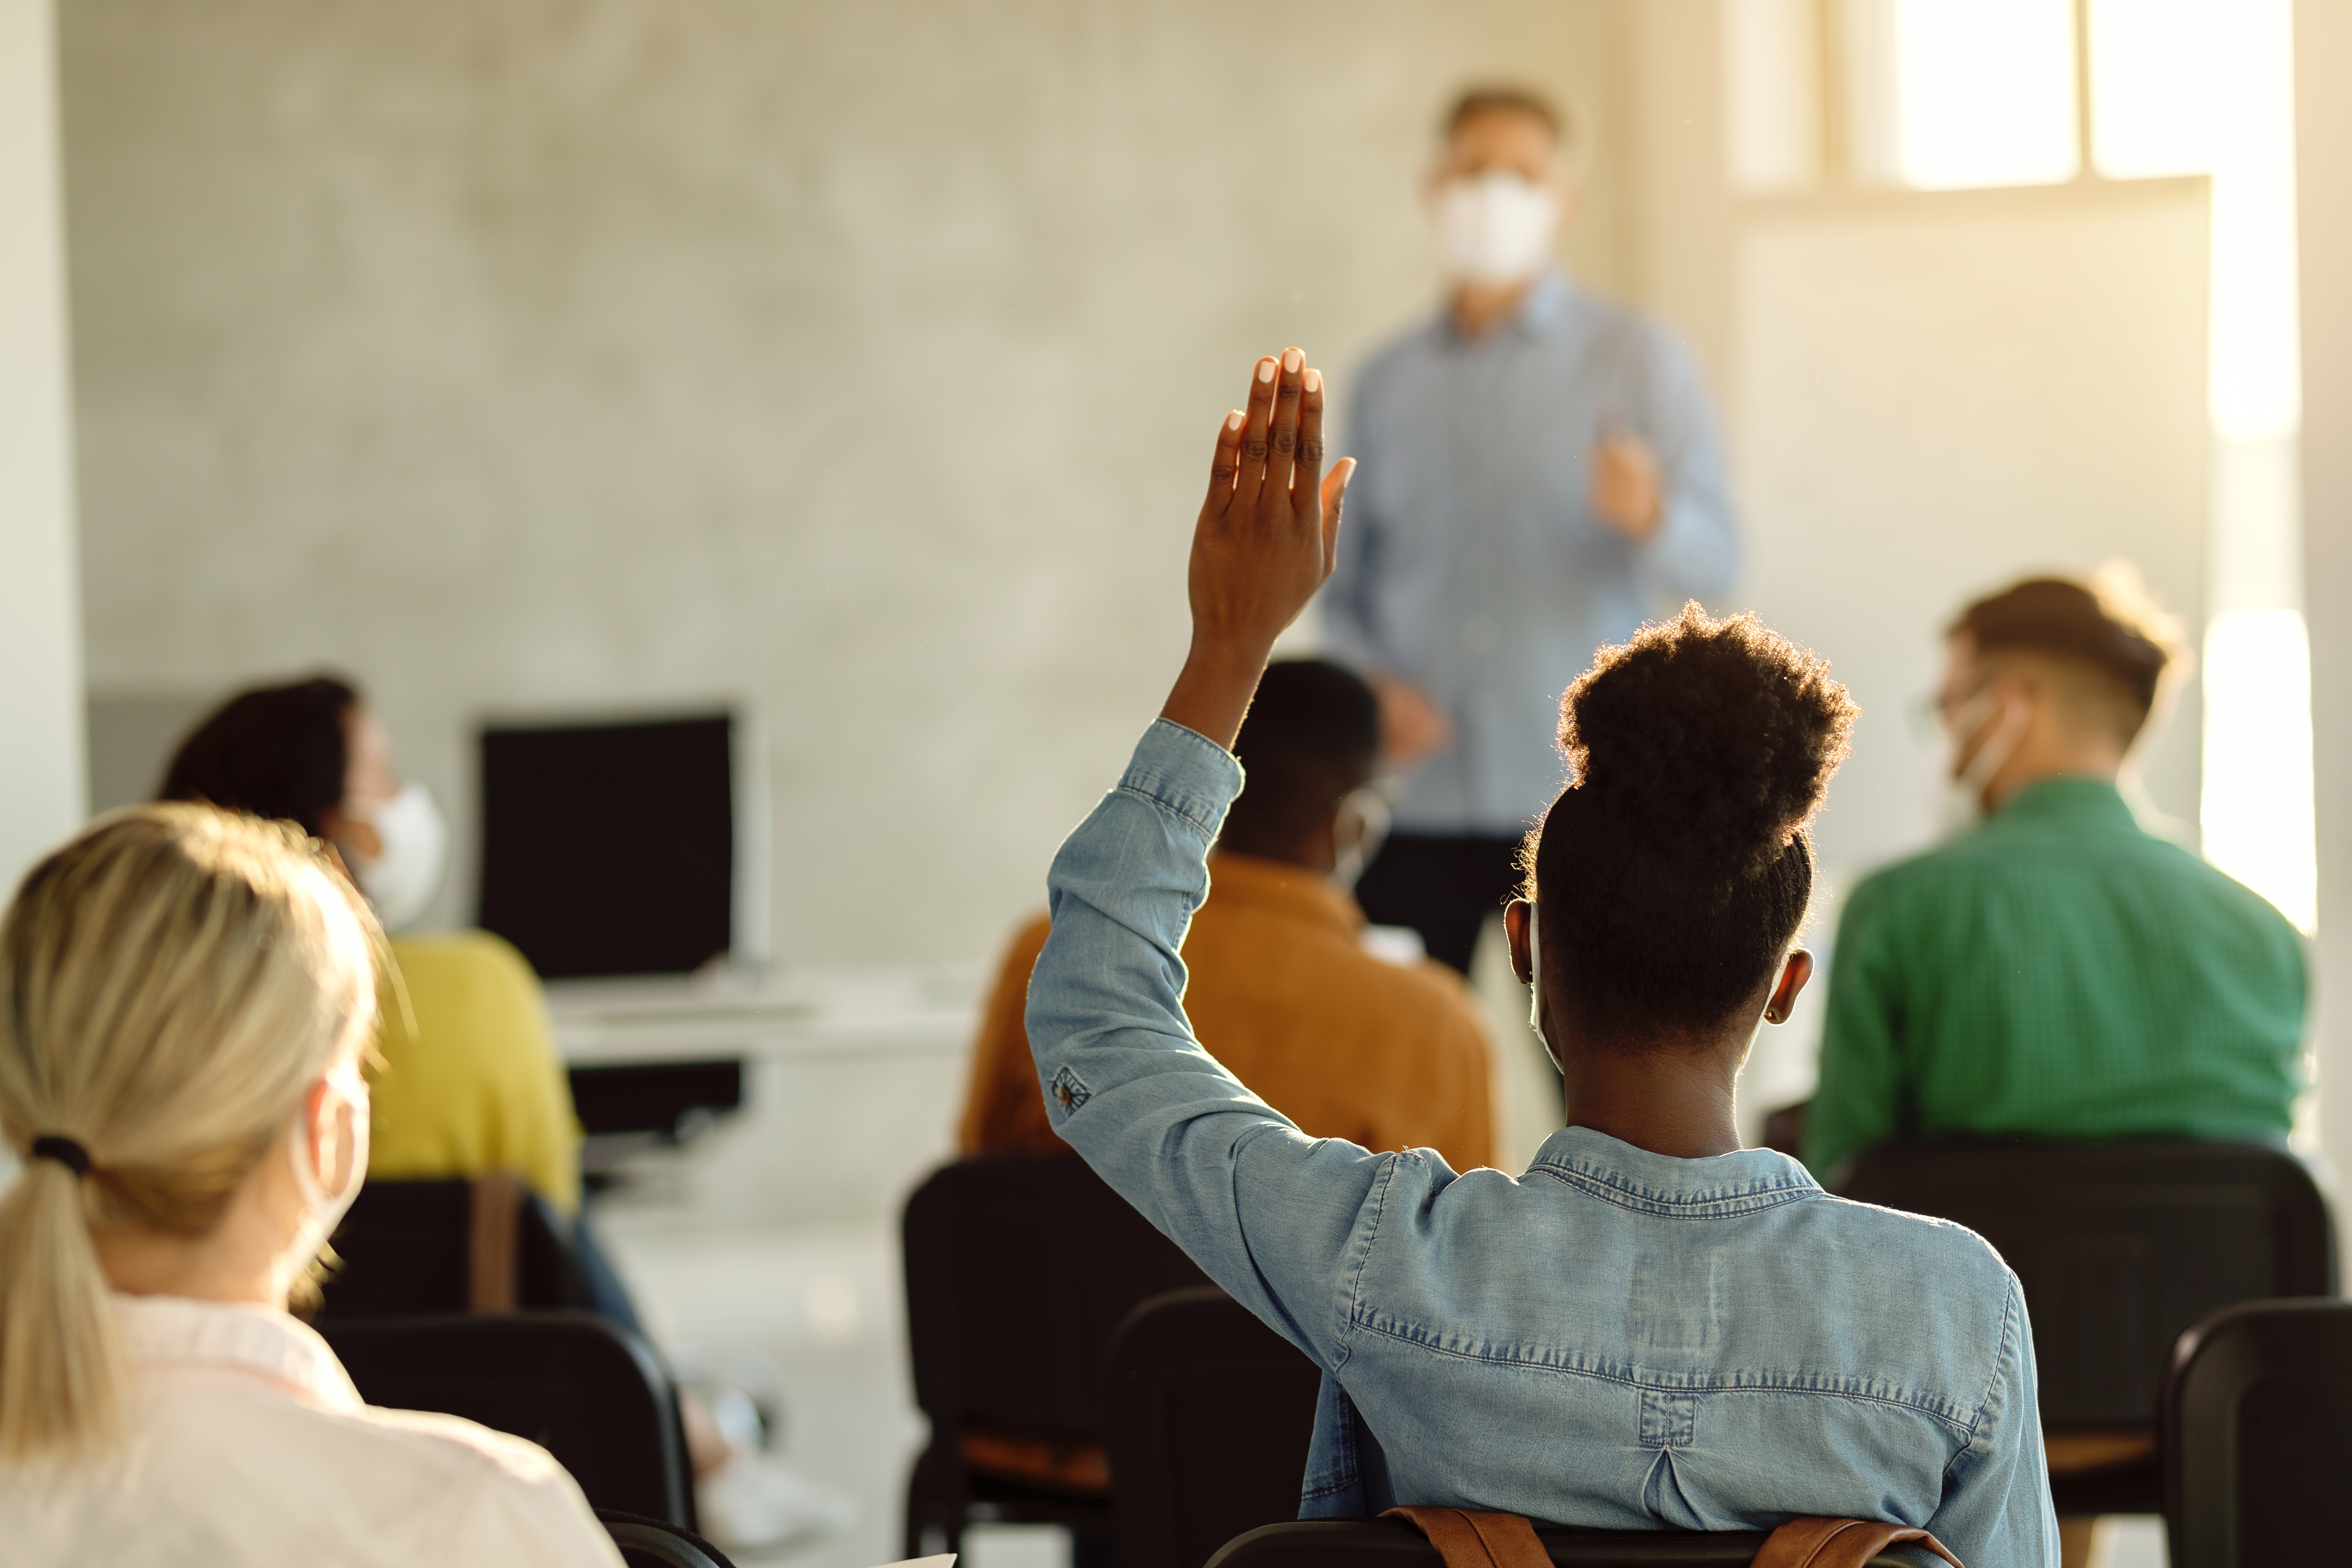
[1222,660,1381,858]
[1520,604,1856,1049]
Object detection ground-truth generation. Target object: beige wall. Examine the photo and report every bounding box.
[0,0,83,894]
[61,0,1642,964]
[2297,0,2352,1243]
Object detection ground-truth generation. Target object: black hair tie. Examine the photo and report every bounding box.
[30,1136,91,1178]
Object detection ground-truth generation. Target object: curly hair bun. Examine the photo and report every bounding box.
[1560,603,1856,881]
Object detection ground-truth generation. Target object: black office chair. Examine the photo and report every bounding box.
[317,1173,593,1318]
[1106,1286,1325,1568]
[1203,1519,1929,1568]
[322,1311,696,1530]
[1838,1138,2334,1515]
[2161,1298,2352,1568]
[599,1509,739,1568]
[902,1153,1213,1559]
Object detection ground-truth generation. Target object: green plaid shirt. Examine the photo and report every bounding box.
[1806,776,2307,1179]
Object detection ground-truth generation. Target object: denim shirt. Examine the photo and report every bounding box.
[1323,273,1741,834]
[1028,721,2058,1568]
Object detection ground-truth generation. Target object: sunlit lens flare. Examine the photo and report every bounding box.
[2200,609,2317,932]
[1893,0,2080,190]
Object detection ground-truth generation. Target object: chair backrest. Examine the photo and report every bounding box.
[902,1155,1210,1449]
[1202,1519,1925,1568]
[598,1509,739,1568]
[2162,1298,2352,1568]
[1837,1139,2334,1428]
[1107,1286,1326,1568]
[321,1311,695,1528]
[317,1174,590,1318]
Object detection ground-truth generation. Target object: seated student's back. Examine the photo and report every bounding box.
[0,806,619,1567]
[960,659,1492,1170]
[1807,576,2305,1178]
[1022,350,2057,1565]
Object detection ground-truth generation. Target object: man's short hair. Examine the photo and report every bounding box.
[1949,576,2177,740]
[1443,84,1568,147]
[1222,661,1381,854]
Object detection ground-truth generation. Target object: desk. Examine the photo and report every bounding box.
[547,968,984,1230]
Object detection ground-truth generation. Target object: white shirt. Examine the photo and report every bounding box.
[0,1294,625,1568]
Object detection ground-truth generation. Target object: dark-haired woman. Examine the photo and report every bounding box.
[161,680,585,1222]
[1021,349,2057,1565]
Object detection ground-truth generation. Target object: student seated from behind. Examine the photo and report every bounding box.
[1805,576,2306,1182]
[0,806,620,1566]
[160,679,588,1226]
[960,658,1493,1171]
[1023,349,2056,1564]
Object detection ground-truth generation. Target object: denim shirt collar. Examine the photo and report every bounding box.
[1435,268,1577,346]
[1525,1126,1822,1219]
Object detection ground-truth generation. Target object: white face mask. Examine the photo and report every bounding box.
[1939,690,2030,836]
[280,1060,370,1295]
[346,783,447,930]
[1435,172,1562,288]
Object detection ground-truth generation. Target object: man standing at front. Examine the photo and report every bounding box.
[1326,86,1741,974]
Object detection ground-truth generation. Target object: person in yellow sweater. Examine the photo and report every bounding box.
[159,677,584,1220]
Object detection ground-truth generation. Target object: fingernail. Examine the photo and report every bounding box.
[1257,359,1277,384]
[1304,368,1322,394]
[1283,348,1303,373]
[1227,410,1244,431]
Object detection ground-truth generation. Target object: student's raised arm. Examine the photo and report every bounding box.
[1025,350,1420,1371]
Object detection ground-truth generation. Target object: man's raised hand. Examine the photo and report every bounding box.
[1161,348,1356,750]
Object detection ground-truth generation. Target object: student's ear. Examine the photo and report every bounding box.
[1505,898,1535,986]
[1763,948,1814,1025]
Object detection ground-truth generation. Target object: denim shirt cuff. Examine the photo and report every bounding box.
[1118,718,1245,841]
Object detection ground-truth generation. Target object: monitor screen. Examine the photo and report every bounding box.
[478,713,734,979]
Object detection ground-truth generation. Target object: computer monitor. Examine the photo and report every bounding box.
[477,713,739,979]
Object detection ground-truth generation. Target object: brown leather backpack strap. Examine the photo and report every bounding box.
[1382,1507,1552,1568]
[1752,1516,1964,1568]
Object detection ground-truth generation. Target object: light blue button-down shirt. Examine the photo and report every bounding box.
[1027,720,2058,1567]
[1324,273,1741,833]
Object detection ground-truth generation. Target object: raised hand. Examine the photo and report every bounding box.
[1161,348,1356,750]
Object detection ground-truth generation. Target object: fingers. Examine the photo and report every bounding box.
[1239,355,1280,499]
[1320,456,1355,571]
[1202,408,1244,514]
[1294,364,1327,513]
[1264,347,1305,506]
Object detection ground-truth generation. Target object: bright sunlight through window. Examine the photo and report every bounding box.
[2089,0,2314,927]
[2092,0,2301,441]
[1892,0,2079,189]
[2202,610,2317,931]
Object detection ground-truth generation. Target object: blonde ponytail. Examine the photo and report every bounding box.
[0,805,380,1463]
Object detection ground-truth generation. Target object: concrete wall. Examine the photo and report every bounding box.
[0,0,83,896]
[2297,0,2352,1237]
[61,0,1639,966]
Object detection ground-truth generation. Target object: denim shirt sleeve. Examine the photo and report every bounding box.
[1925,1274,2063,1567]
[1025,719,1412,1372]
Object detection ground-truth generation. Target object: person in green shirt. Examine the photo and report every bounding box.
[1806,575,2307,1182]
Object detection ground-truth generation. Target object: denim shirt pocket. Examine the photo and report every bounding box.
[1047,1065,1092,1117]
